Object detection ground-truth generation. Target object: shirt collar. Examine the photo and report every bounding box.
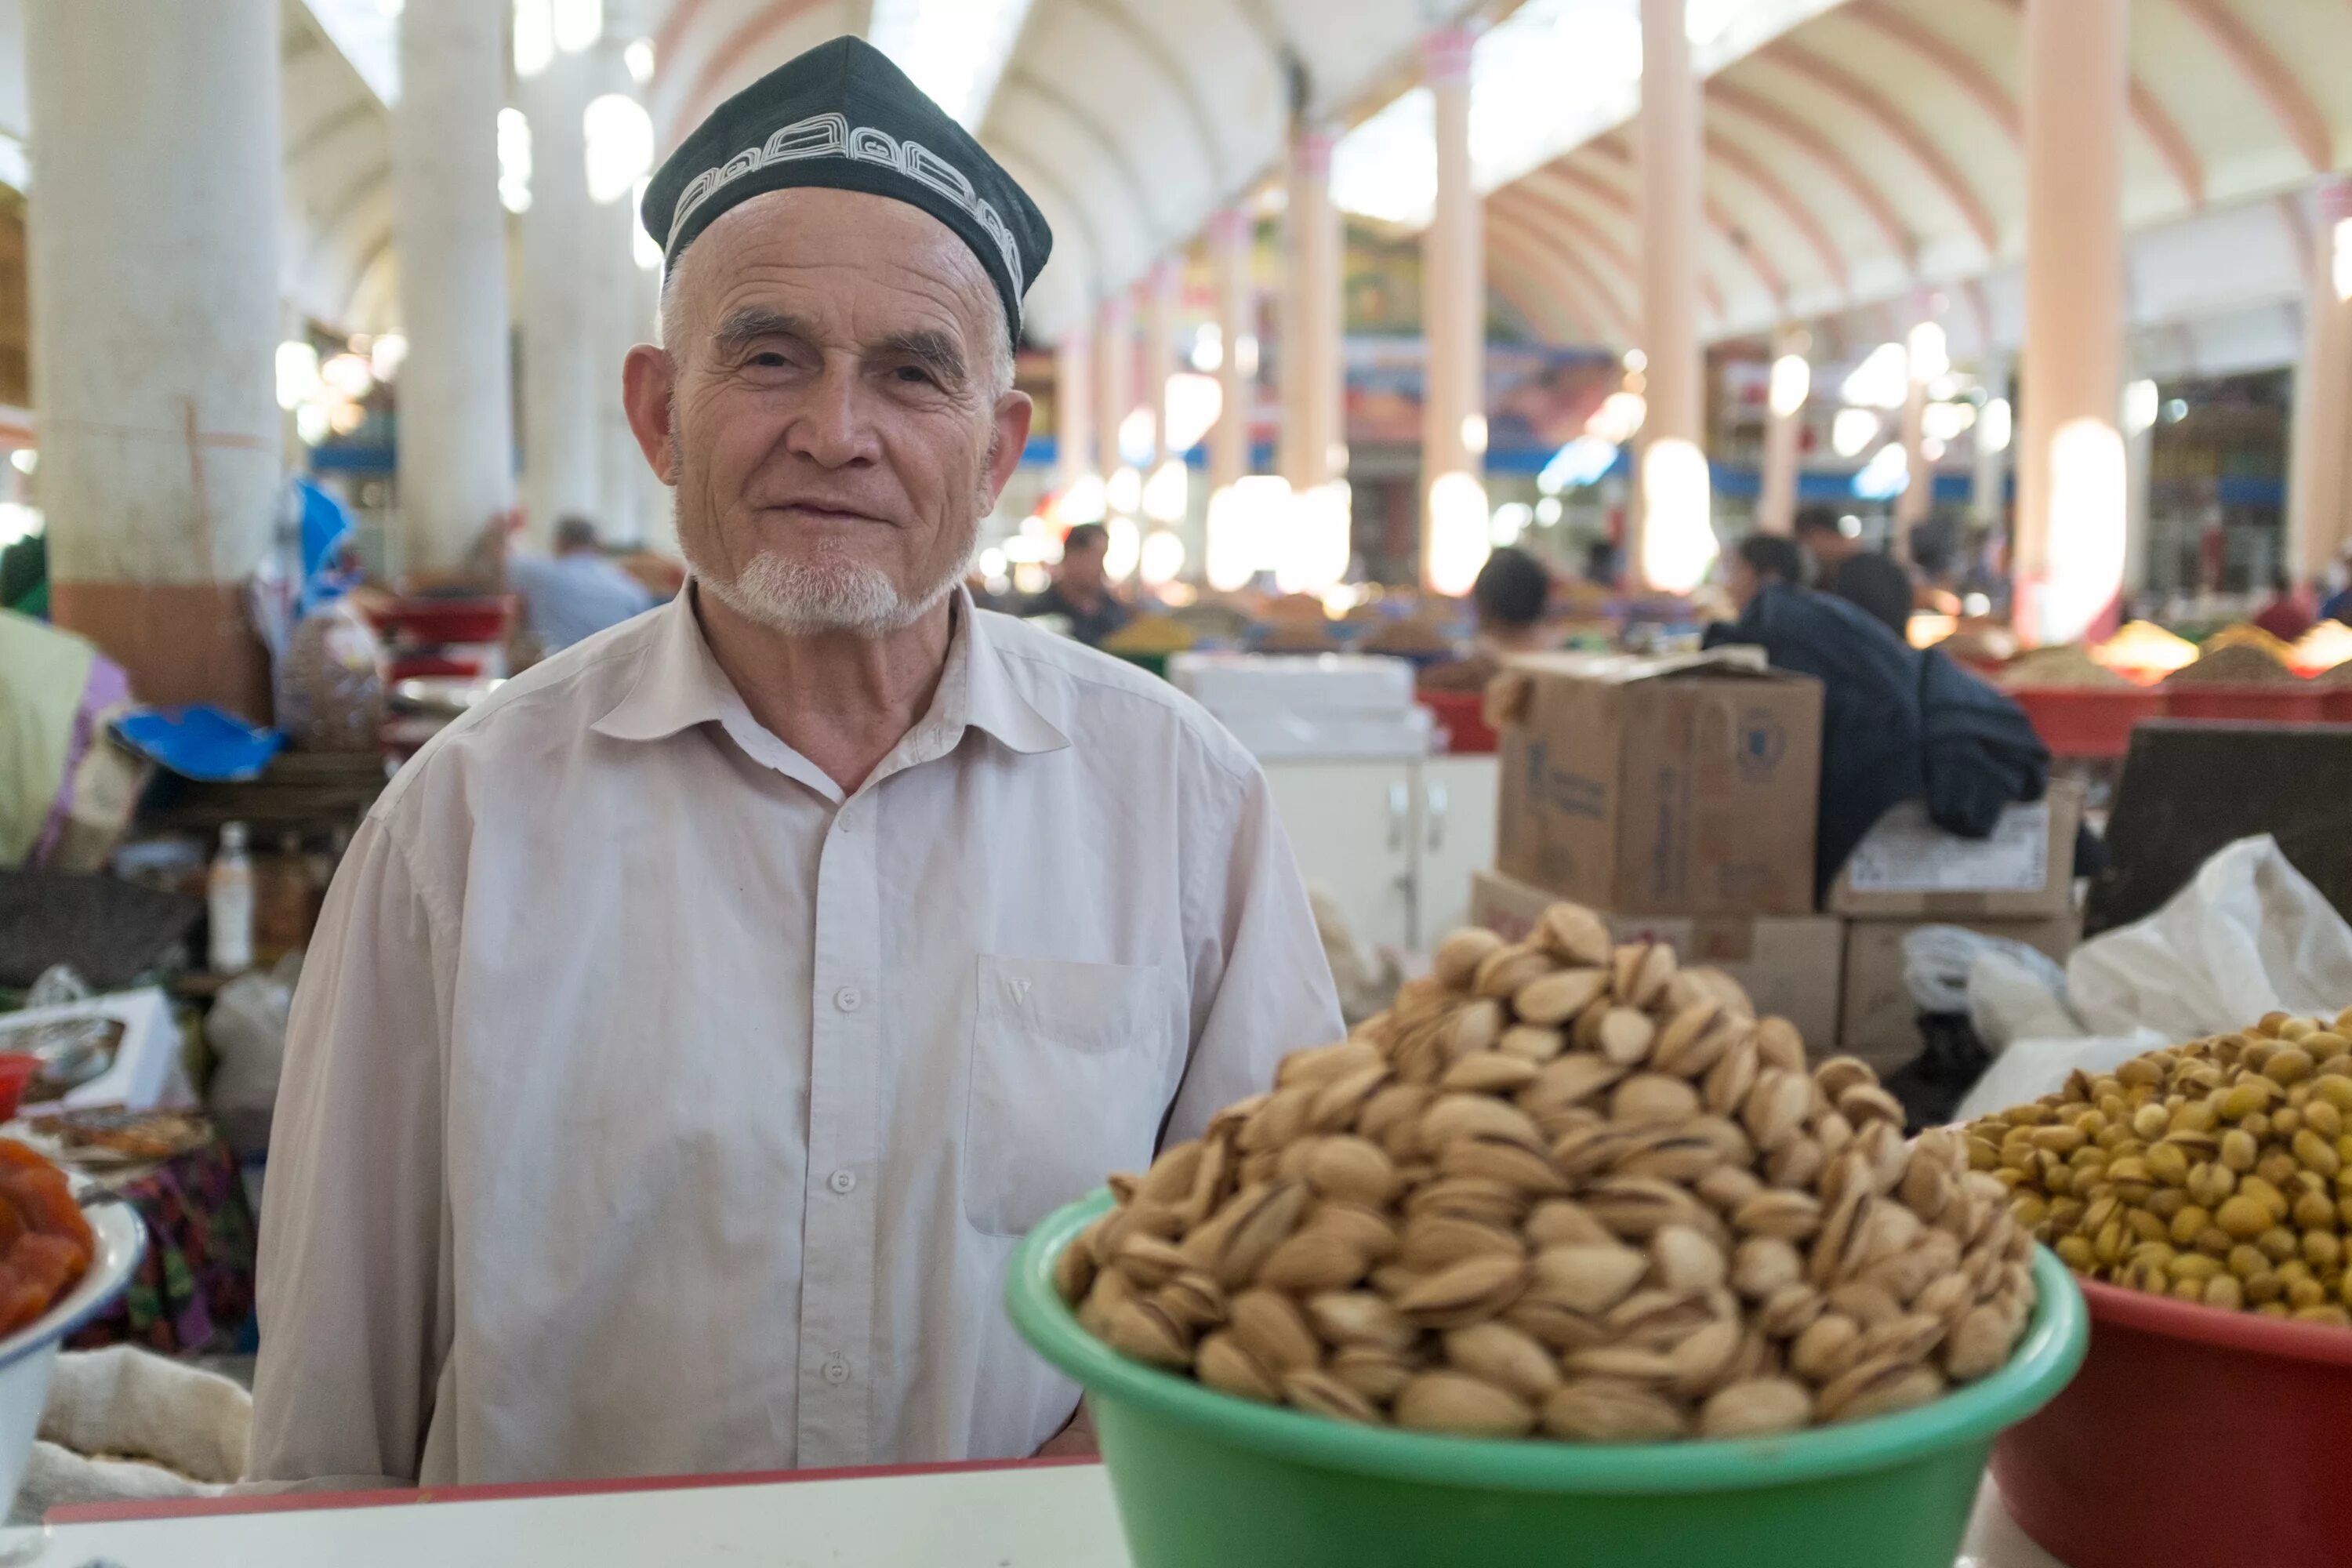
[591,586,1069,760]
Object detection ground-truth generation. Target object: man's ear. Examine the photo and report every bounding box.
[623,345,681,485]
[984,390,1034,508]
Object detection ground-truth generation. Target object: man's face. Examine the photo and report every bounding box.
[1060,537,1108,594]
[1727,556,1762,611]
[625,187,1031,635]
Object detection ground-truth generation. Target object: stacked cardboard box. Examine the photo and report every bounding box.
[1478,652,1842,1045]
[1826,780,2085,1075]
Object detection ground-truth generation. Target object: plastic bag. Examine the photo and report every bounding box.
[1901,925,2071,1018]
[205,950,300,1158]
[1956,836,2352,1119]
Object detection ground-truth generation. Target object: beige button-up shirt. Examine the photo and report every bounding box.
[251,590,1341,1487]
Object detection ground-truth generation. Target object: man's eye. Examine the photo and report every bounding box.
[895,365,935,386]
[750,351,790,369]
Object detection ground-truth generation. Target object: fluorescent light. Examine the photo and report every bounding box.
[7,449,33,475]
[624,38,656,85]
[1103,514,1142,581]
[1841,343,1909,410]
[1906,321,1949,383]
[1139,530,1185,586]
[1162,374,1223,453]
[1189,323,1223,372]
[551,0,601,54]
[497,107,533,213]
[1768,354,1810,419]
[1831,407,1880,459]
[1922,401,1976,443]
[2123,379,2160,437]
[1980,397,2013,454]
[370,333,409,383]
[1585,390,1646,445]
[1490,501,1534,545]
[1539,436,1620,493]
[2039,418,2127,644]
[513,0,554,79]
[1535,495,1562,524]
[1117,407,1156,467]
[1461,413,1489,455]
[1853,442,1911,500]
[866,0,1035,130]
[1639,439,1716,594]
[1276,481,1352,594]
[1142,459,1189,523]
[1207,477,1289,591]
[276,341,321,411]
[1426,470,1491,596]
[632,177,662,269]
[583,94,653,205]
[1106,465,1142,516]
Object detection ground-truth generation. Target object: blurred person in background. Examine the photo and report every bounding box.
[510,515,658,653]
[2251,570,2316,643]
[1723,532,1806,614]
[2320,549,2352,626]
[1419,545,1555,691]
[1795,506,1914,640]
[1019,521,1130,648]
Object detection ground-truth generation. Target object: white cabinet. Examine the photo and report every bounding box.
[1261,753,1499,955]
[1416,754,1500,944]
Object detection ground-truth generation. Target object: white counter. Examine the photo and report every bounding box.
[39,1459,2069,1566]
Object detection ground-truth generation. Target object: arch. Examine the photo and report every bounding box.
[2164,0,2330,172]
[1584,136,1783,307]
[1842,2,2019,141]
[1703,129,1849,291]
[1519,162,1728,322]
[1706,80,1915,268]
[1485,203,1637,345]
[1483,238,1593,346]
[1056,0,1233,190]
[1497,179,1640,317]
[671,0,836,144]
[1761,38,1999,252]
[996,68,1179,241]
[1485,217,1617,346]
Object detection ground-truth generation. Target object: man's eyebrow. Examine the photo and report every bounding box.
[873,327,970,390]
[711,307,818,354]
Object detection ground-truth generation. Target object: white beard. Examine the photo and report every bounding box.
[687,522,975,637]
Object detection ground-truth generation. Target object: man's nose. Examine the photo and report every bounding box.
[784,361,880,468]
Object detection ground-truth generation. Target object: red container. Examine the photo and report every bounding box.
[1416,688,1498,753]
[367,595,514,646]
[0,1054,38,1122]
[2321,684,2352,722]
[2161,683,2325,723]
[1992,1276,2352,1568]
[2006,685,2165,760]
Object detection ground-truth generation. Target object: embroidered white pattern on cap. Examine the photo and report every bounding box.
[666,111,1025,325]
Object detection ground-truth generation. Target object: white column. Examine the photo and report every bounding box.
[1094,292,1132,495]
[1973,356,2013,533]
[1758,327,1809,535]
[394,0,518,574]
[2017,0,2127,643]
[584,31,653,546]
[1055,325,1094,489]
[1421,25,1484,591]
[1635,0,1712,593]
[2124,377,2157,597]
[2287,176,2352,586]
[1896,320,1940,554]
[1207,207,1254,497]
[27,0,282,718]
[1146,257,1180,466]
[518,45,601,546]
[1279,122,1341,493]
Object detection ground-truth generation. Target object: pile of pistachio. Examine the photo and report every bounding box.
[1967,1008,2352,1326]
[1058,902,2038,1442]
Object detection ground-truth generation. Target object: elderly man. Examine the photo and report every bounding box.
[252,38,1340,1488]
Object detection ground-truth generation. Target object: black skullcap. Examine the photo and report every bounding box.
[641,36,1051,335]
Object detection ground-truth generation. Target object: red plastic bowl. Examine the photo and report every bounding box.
[1416,687,1499,753]
[367,596,515,646]
[2161,682,2325,723]
[1991,1276,2352,1568]
[2006,685,2165,760]
[0,1054,38,1122]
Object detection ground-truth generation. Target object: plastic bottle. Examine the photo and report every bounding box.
[209,822,256,975]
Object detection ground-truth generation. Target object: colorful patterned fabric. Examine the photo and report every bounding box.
[68,1138,256,1355]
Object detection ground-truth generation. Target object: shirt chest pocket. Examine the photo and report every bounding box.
[964,955,1176,1238]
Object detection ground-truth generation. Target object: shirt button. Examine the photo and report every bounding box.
[834,986,862,1013]
[827,1168,857,1196]
[822,1356,850,1385]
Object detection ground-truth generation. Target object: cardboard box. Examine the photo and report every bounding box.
[1471,869,1844,1051]
[1828,780,2084,920]
[1838,915,2082,1075]
[1491,652,1824,917]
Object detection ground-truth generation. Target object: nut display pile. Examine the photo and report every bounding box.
[1058,905,2039,1441]
[1966,1009,2352,1327]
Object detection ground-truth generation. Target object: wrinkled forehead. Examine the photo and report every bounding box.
[671,187,1002,350]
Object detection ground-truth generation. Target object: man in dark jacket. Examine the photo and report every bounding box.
[1707,542,2049,898]
[1796,506,1915,641]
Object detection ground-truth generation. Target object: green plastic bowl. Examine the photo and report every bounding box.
[1009,1191,2087,1568]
